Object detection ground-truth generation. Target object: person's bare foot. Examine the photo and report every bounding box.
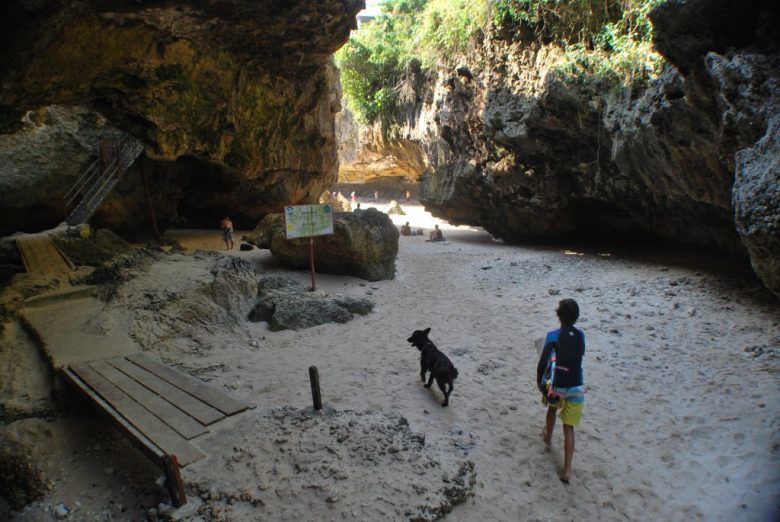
[542,429,551,447]
[559,471,571,484]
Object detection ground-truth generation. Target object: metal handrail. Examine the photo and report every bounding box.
[78,141,138,208]
[65,136,145,226]
[64,159,100,204]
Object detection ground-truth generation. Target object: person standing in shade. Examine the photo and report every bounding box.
[537,298,585,483]
[405,190,411,204]
[374,189,379,203]
[221,216,235,250]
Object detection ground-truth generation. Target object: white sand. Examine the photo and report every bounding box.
[2,205,779,521]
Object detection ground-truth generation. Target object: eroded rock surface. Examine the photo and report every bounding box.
[183,407,476,521]
[340,0,779,297]
[244,208,399,281]
[0,0,363,234]
[249,275,373,331]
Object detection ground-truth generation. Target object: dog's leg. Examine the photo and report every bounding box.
[425,372,434,389]
[420,363,427,383]
[436,377,449,407]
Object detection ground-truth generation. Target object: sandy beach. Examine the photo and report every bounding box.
[2,204,779,521]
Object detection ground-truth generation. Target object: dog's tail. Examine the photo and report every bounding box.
[451,367,459,380]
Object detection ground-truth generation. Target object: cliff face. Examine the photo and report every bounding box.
[0,0,362,235]
[338,0,779,297]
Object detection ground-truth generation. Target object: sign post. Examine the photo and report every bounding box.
[284,204,334,291]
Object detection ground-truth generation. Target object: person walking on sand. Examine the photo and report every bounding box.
[405,189,411,204]
[537,298,585,483]
[221,216,234,250]
[374,189,379,203]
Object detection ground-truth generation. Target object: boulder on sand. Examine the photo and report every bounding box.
[244,208,399,281]
[249,275,374,331]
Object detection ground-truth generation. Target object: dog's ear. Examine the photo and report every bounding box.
[424,327,431,335]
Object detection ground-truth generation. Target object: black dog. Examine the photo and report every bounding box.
[407,328,459,407]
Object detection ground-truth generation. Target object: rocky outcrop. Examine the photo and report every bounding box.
[244,208,399,281]
[185,407,476,521]
[0,0,362,235]
[343,1,779,296]
[337,98,431,184]
[249,275,373,330]
[336,64,432,201]
[0,106,129,236]
[733,116,780,297]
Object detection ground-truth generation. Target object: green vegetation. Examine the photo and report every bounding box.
[336,0,488,124]
[493,0,664,85]
[337,0,664,123]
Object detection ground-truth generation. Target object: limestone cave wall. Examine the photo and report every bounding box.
[0,0,363,236]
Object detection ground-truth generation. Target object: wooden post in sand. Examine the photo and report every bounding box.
[164,454,187,507]
[308,366,322,411]
[309,237,317,291]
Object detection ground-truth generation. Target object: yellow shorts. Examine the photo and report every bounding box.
[542,396,584,427]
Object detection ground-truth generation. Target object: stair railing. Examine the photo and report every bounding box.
[64,135,144,226]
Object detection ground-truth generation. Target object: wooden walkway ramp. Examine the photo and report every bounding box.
[15,233,74,279]
[63,353,249,469]
[14,238,252,505]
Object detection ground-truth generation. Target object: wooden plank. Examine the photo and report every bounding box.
[70,363,205,466]
[89,360,208,440]
[127,353,249,416]
[106,356,224,426]
[16,238,35,273]
[61,367,166,469]
[16,235,72,277]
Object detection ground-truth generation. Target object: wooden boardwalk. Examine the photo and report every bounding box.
[63,353,250,468]
[15,232,252,504]
[15,234,74,279]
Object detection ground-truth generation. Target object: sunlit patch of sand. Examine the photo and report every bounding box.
[360,202,481,233]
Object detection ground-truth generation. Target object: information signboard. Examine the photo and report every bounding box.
[284,204,334,239]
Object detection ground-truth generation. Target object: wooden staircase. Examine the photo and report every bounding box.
[65,136,144,226]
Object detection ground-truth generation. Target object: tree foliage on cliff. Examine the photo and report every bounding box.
[492,0,664,85]
[336,0,487,124]
[337,0,664,123]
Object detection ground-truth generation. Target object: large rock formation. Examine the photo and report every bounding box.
[244,208,399,281]
[0,0,363,235]
[249,274,373,331]
[340,1,780,297]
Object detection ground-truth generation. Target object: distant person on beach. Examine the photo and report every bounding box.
[405,190,411,204]
[374,189,379,202]
[351,191,357,204]
[354,203,361,211]
[537,298,585,483]
[400,221,412,236]
[426,224,444,242]
[221,217,235,250]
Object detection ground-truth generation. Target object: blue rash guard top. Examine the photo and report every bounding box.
[537,326,585,402]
